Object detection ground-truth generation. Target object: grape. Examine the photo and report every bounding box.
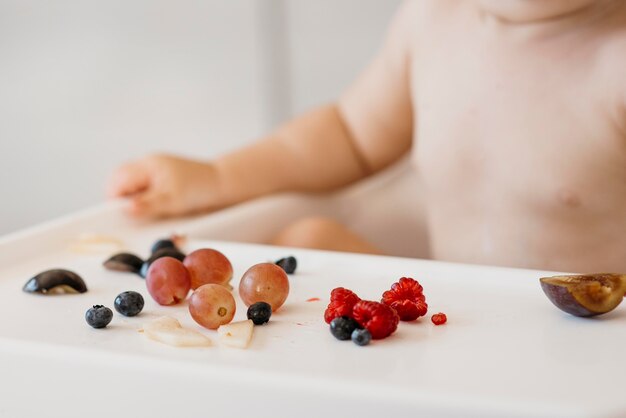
[146,257,191,306]
[189,284,236,330]
[183,248,233,289]
[238,263,289,311]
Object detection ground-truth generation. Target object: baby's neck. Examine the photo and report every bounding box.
[475,0,624,40]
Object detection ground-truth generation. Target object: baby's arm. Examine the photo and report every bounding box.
[108,1,415,218]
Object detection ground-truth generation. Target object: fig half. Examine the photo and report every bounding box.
[540,273,626,317]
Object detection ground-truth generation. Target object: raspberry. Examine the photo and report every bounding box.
[352,300,399,339]
[381,277,428,321]
[431,312,447,325]
[324,287,361,324]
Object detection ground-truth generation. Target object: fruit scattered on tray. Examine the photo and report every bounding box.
[189,284,236,330]
[382,277,428,321]
[325,277,446,346]
[142,316,212,347]
[540,273,626,317]
[146,257,192,306]
[184,248,233,289]
[104,253,144,274]
[23,237,301,349]
[351,328,372,346]
[68,233,124,254]
[217,319,254,349]
[275,256,297,275]
[140,248,186,278]
[114,291,145,317]
[247,302,272,325]
[431,312,447,325]
[329,316,361,341]
[85,305,113,329]
[101,236,186,278]
[239,263,290,311]
[23,269,88,295]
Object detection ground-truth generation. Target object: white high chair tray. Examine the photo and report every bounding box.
[0,204,623,418]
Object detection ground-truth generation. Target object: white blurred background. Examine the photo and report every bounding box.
[0,0,401,235]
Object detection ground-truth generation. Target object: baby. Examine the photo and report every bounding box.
[108,0,626,273]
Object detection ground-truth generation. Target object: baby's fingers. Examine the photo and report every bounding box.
[127,192,172,218]
[106,162,151,198]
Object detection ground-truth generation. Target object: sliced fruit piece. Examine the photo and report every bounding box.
[217,319,254,349]
[142,316,211,347]
[540,273,626,317]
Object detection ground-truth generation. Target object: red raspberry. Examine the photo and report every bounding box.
[352,300,399,339]
[324,287,361,324]
[431,312,447,325]
[381,277,428,321]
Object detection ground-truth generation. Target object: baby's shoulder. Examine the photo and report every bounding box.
[596,28,626,105]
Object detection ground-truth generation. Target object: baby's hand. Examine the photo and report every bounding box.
[107,154,222,218]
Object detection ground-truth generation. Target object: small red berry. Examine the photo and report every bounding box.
[431,312,447,325]
[381,277,428,321]
[352,300,399,339]
[324,287,361,324]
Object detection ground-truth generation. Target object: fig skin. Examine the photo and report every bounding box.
[103,252,144,274]
[23,269,88,294]
[540,273,626,317]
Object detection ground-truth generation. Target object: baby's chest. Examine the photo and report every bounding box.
[410,47,626,210]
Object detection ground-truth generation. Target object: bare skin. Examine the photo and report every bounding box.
[108,0,626,272]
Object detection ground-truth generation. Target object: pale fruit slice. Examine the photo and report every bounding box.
[217,319,254,349]
[142,316,211,347]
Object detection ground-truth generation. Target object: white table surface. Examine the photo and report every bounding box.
[0,204,624,418]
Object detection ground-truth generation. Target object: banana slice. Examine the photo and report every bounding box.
[217,319,254,349]
[142,316,212,347]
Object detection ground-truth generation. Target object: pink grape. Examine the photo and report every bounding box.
[189,284,236,330]
[238,263,289,311]
[183,248,233,290]
[146,257,191,306]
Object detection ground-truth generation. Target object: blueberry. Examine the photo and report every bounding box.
[85,305,113,328]
[329,316,360,341]
[275,256,297,274]
[114,291,144,317]
[247,301,272,325]
[139,248,186,278]
[351,328,371,346]
[151,239,177,254]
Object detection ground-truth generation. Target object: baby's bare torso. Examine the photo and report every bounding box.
[409,1,626,271]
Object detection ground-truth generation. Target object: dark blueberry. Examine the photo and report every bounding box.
[85,305,113,328]
[103,253,144,274]
[151,239,177,254]
[247,301,272,325]
[275,256,297,274]
[351,328,371,346]
[139,248,186,278]
[114,291,144,317]
[329,316,360,341]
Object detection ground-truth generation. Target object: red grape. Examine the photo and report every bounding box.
[183,248,233,290]
[238,263,289,311]
[146,257,191,306]
[189,284,236,330]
